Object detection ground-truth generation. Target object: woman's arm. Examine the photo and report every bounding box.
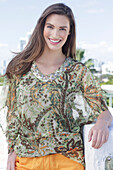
[5,76,19,170]
[88,110,112,149]
[6,76,19,154]
[7,151,17,170]
[79,64,112,149]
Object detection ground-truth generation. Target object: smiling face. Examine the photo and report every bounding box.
[43,14,70,52]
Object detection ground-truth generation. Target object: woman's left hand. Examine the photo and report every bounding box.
[88,119,109,149]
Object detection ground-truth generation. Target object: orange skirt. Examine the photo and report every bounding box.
[15,154,84,170]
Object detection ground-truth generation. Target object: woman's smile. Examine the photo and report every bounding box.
[49,38,62,45]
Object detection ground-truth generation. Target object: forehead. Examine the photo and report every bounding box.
[45,14,70,27]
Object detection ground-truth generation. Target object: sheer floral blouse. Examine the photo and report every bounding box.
[0,57,108,165]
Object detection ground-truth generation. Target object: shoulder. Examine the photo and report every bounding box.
[5,74,24,87]
[68,57,88,71]
[68,57,84,66]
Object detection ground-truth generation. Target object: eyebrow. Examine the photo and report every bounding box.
[46,23,68,28]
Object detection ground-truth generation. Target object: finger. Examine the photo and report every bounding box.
[91,130,98,148]
[11,163,15,170]
[100,130,109,145]
[88,128,93,142]
[98,134,106,148]
[7,162,11,170]
[105,132,109,142]
[93,130,103,149]
[11,158,16,170]
[7,159,15,170]
[7,160,10,170]
[99,131,109,148]
[95,129,109,149]
[96,134,105,149]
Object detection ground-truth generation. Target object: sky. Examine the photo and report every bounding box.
[0,0,113,67]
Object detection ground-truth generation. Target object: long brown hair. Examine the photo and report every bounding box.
[5,3,76,79]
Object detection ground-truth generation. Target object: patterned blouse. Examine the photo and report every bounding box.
[4,57,108,165]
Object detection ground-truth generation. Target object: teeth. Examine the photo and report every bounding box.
[49,39,60,43]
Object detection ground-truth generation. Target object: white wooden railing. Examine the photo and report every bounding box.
[101,85,113,109]
[107,93,113,108]
[84,118,113,170]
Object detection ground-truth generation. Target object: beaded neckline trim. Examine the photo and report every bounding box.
[31,57,72,82]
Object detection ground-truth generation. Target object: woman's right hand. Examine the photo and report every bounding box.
[7,151,17,170]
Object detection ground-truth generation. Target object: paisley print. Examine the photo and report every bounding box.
[3,57,108,166]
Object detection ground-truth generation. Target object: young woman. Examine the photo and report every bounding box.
[0,3,112,170]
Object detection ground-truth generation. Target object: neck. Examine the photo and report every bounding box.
[36,48,66,65]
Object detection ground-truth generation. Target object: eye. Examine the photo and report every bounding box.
[60,28,66,31]
[47,25,53,29]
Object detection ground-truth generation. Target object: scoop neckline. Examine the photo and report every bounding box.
[34,57,67,76]
[31,57,71,82]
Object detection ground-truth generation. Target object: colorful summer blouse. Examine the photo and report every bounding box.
[0,57,108,165]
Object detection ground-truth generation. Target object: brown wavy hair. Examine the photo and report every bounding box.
[5,3,76,79]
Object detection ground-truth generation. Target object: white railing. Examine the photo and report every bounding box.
[101,85,113,108]
[107,93,113,108]
[84,118,113,170]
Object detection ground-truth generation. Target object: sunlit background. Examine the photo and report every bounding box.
[0,0,113,75]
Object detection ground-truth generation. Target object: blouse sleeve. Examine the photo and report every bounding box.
[80,65,108,122]
[0,76,19,154]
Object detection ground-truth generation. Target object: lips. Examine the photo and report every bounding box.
[49,38,61,44]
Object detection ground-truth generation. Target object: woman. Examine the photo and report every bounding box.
[0,3,112,170]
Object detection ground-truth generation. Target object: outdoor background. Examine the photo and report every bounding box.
[0,0,113,169]
[0,0,113,65]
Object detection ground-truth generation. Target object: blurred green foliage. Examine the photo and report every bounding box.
[0,76,4,85]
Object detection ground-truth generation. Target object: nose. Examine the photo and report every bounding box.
[52,29,59,38]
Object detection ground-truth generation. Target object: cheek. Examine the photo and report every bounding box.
[43,28,50,38]
[60,32,69,40]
